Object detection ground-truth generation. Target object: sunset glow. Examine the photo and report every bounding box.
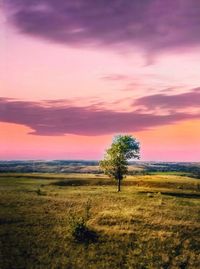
[1,0,200,161]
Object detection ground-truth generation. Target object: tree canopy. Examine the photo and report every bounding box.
[99,135,140,191]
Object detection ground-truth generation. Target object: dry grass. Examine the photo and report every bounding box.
[0,173,199,268]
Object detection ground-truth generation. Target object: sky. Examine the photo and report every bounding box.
[1,0,200,161]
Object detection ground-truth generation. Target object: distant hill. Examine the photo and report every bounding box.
[0,160,199,177]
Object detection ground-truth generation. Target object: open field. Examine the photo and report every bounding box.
[0,172,200,269]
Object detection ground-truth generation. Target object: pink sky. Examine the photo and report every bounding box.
[1,1,200,161]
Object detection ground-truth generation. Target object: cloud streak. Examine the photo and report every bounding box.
[134,87,200,109]
[0,93,199,136]
[4,0,200,53]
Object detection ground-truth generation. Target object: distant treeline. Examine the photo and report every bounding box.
[0,160,200,178]
[131,162,200,178]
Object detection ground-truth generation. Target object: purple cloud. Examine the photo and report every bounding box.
[4,0,200,53]
[134,87,200,109]
[0,96,199,136]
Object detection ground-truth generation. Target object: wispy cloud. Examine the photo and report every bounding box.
[4,0,200,54]
[101,74,130,81]
[134,87,200,109]
[0,92,199,136]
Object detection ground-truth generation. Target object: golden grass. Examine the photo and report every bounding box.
[0,173,199,268]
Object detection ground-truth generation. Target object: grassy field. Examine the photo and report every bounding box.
[0,173,200,269]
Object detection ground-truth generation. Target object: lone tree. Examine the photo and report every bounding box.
[99,135,140,192]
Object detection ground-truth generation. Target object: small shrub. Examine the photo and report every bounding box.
[69,216,98,243]
[36,188,42,195]
[36,188,46,196]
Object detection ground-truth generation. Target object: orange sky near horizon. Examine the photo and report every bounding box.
[1,120,200,161]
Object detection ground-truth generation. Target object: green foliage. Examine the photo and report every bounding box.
[100,135,140,191]
[69,216,88,242]
[112,135,140,159]
[69,216,97,243]
[68,199,97,243]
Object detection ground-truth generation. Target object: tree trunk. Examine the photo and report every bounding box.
[117,178,121,192]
